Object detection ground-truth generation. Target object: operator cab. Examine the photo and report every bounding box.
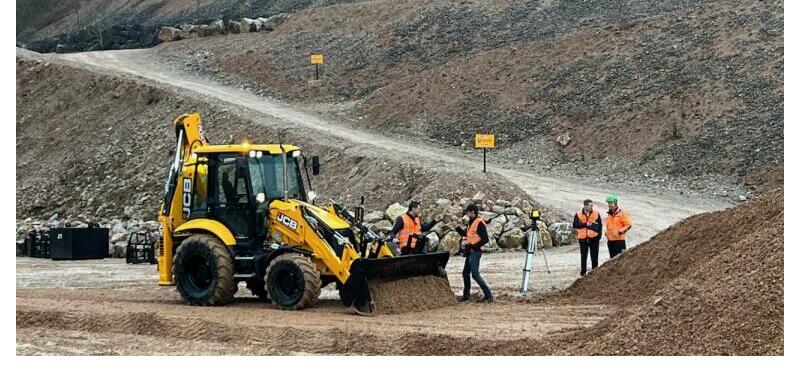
[185,144,319,253]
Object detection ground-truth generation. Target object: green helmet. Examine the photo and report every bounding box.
[606,193,618,203]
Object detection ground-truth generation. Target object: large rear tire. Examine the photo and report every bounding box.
[265,253,321,310]
[173,234,236,306]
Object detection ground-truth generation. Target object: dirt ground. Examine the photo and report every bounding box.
[16,245,612,355]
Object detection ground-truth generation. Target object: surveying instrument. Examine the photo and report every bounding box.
[520,209,553,295]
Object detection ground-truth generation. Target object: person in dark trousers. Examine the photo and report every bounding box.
[455,203,494,303]
[604,194,632,258]
[573,199,602,277]
[388,201,439,255]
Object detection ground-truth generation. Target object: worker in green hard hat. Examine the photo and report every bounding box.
[604,193,632,258]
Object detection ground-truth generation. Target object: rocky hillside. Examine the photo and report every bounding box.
[17,52,559,256]
[150,0,783,197]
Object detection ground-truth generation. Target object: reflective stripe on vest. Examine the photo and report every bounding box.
[577,210,600,239]
[465,217,486,249]
[398,213,422,249]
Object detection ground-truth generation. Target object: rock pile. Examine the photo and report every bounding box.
[363,192,571,254]
[158,14,290,43]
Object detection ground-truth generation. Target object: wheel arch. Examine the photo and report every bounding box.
[174,219,237,246]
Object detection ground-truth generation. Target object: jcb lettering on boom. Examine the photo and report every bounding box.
[182,178,192,217]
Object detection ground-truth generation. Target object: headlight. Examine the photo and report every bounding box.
[291,150,301,158]
[307,191,317,203]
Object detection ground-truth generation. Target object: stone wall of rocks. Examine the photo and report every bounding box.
[364,191,574,254]
[158,14,290,43]
[16,192,574,259]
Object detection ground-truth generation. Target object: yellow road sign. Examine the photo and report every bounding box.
[310,54,324,64]
[475,134,495,149]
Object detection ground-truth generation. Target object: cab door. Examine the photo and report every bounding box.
[208,155,257,243]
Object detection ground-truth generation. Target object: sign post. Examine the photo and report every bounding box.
[474,133,495,173]
[310,54,324,80]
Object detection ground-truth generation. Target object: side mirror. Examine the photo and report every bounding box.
[311,156,321,175]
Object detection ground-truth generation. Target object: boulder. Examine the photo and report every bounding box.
[459,198,471,207]
[491,205,505,214]
[372,220,393,234]
[557,133,571,146]
[226,20,242,33]
[483,236,499,253]
[435,198,451,208]
[478,211,498,221]
[440,231,462,255]
[110,232,128,244]
[110,221,127,236]
[197,23,223,37]
[487,214,506,238]
[424,232,440,253]
[260,13,290,31]
[548,222,576,246]
[499,228,525,249]
[444,203,460,215]
[519,199,534,216]
[385,203,406,221]
[364,210,384,223]
[472,191,486,204]
[240,18,258,32]
[505,215,520,230]
[432,221,451,237]
[158,26,181,42]
[111,242,126,258]
[179,24,200,39]
[210,19,225,32]
[496,200,511,207]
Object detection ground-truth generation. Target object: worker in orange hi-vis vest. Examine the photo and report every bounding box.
[605,194,632,259]
[573,199,602,277]
[455,203,493,303]
[388,201,439,255]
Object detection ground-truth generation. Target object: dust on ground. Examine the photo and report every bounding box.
[16,246,611,355]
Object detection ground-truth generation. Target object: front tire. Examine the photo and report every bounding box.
[173,234,236,306]
[265,253,321,310]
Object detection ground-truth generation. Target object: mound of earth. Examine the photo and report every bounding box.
[556,189,783,355]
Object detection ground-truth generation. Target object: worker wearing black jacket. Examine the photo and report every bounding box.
[455,203,494,303]
[388,201,439,255]
[573,199,602,276]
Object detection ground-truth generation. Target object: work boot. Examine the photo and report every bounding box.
[457,295,470,303]
[477,297,494,304]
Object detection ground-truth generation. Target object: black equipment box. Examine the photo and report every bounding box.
[49,227,109,260]
[24,230,51,258]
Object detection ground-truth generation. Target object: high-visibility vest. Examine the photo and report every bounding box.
[398,213,422,249]
[605,209,632,241]
[465,217,486,249]
[576,210,600,239]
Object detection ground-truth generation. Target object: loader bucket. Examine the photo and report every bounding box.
[340,251,453,315]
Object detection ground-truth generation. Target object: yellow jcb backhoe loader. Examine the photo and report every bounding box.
[156,113,451,314]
